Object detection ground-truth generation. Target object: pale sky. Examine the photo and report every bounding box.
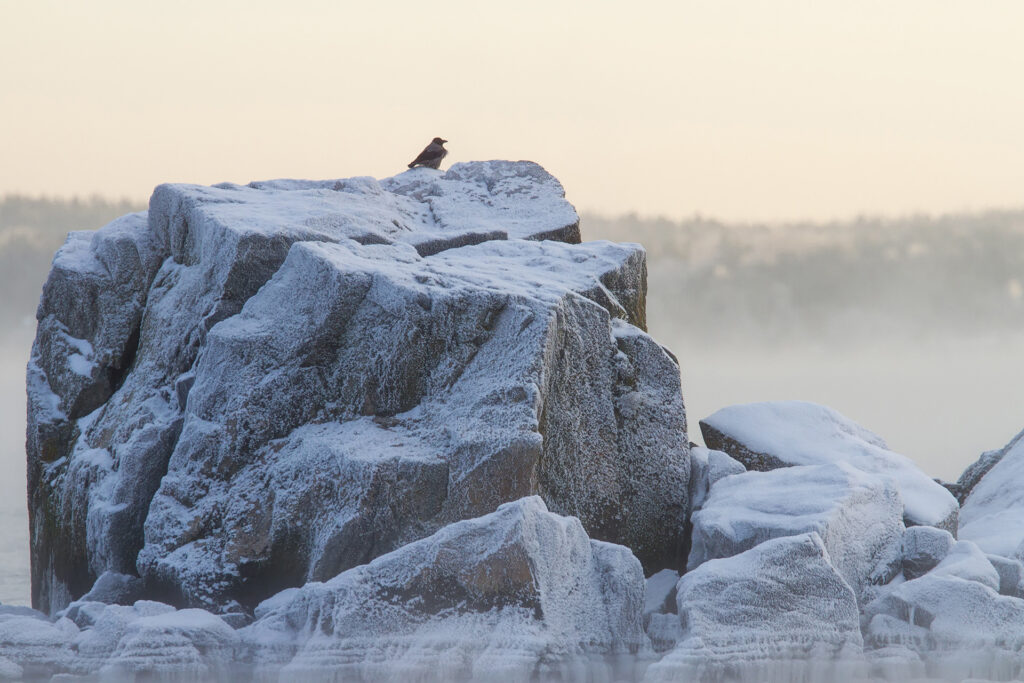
[2,1,1023,221]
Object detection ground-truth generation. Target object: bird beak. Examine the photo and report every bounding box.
[442,139,448,144]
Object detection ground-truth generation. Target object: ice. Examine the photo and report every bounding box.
[960,427,1024,557]
[647,533,865,682]
[688,462,903,601]
[700,401,959,531]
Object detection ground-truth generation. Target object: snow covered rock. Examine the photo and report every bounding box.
[28,161,689,615]
[900,526,955,580]
[643,569,682,653]
[959,427,1024,558]
[687,462,903,600]
[863,572,1024,680]
[646,533,864,682]
[700,401,958,532]
[687,445,744,512]
[0,599,239,679]
[242,496,647,681]
[987,554,1024,599]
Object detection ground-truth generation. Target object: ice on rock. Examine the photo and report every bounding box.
[986,554,1024,598]
[960,427,1024,558]
[687,445,744,512]
[700,401,959,532]
[138,236,687,612]
[646,533,865,682]
[864,570,1024,680]
[687,462,903,600]
[241,496,648,681]
[901,525,955,580]
[0,599,239,679]
[643,570,682,654]
[28,161,689,615]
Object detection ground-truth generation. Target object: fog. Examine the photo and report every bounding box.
[2,198,1023,605]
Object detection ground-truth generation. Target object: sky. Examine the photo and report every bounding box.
[2,1,1024,221]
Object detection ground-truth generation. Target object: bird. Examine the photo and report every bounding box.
[408,137,448,169]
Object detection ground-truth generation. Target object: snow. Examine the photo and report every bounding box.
[241,496,647,680]
[700,401,958,531]
[688,462,903,600]
[960,428,1024,557]
[647,533,865,682]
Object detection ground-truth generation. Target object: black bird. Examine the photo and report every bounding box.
[408,137,448,169]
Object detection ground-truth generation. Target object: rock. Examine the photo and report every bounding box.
[28,162,690,614]
[0,599,238,680]
[928,540,1000,591]
[242,496,648,681]
[901,526,955,580]
[78,571,145,606]
[959,427,1024,558]
[987,554,1024,599]
[687,462,903,600]
[699,401,959,532]
[646,533,865,682]
[863,573,1024,680]
[687,445,744,512]
[957,430,1023,504]
[643,569,682,654]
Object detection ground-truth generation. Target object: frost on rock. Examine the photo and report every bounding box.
[646,533,865,683]
[687,462,903,602]
[959,426,1024,558]
[700,401,958,532]
[241,496,648,682]
[0,599,238,680]
[686,445,744,513]
[28,161,688,615]
[863,565,1024,680]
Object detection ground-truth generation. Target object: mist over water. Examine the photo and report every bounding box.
[2,199,1023,608]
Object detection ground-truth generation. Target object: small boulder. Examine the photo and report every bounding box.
[688,462,903,600]
[646,533,864,682]
[901,526,955,580]
[699,401,959,532]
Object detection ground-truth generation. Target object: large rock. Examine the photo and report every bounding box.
[242,496,648,681]
[700,401,958,532]
[646,533,864,682]
[959,427,1024,558]
[28,161,690,614]
[687,462,903,600]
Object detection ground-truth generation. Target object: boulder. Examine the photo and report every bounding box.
[28,162,690,614]
[687,462,903,600]
[959,427,1024,557]
[956,430,1023,504]
[646,533,864,682]
[901,526,955,580]
[687,445,744,512]
[0,599,238,680]
[864,573,1024,680]
[242,496,648,681]
[699,401,958,532]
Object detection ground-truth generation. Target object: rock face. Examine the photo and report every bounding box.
[242,496,648,681]
[646,533,865,682]
[27,161,690,615]
[687,462,903,601]
[959,427,1024,557]
[700,401,958,532]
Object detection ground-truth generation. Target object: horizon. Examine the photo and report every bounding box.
[3,1,1024,222]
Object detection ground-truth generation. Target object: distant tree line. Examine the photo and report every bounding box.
[0,196,144,340]
[3,196,1024,347]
